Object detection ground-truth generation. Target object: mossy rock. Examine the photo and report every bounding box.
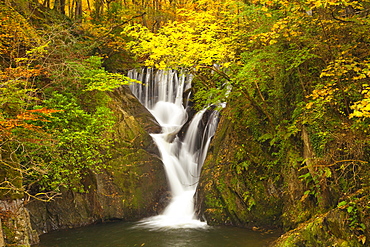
[27,86,169,235]
[273,208,368,247]
[196,108,283,229]
[0,146,23,200]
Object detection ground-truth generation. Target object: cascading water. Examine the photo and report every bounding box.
[128,68,219,228]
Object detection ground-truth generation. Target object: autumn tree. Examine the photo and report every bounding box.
[0,2,133,200]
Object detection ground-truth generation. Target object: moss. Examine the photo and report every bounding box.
[2,224,16,245]
[101,143,166,218]
[198,111,283,228]
[25,86,168,236]
[197,97,370,247]
[0,145,24,200]
[274,208,367,247]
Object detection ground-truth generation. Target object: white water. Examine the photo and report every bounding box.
[128,68,219,229]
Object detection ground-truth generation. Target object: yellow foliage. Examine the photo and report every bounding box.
[350,84,370,119]
[306,84,339,109]
[0,4,41,62]
[320,56,370,83]
[251,0,361,9]
[124,0,243,69]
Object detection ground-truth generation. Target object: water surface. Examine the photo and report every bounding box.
[36,220,279,247]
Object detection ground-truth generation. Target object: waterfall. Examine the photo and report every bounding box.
[128,68,219,228]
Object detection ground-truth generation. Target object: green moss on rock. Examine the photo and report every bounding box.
[196,103,370,247]
[273,208,366,247]
[26,87,169,235]
[196,110,283,228]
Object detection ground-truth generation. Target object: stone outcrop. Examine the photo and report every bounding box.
[196,105,370,246]
[22,86,168,242]
[0,199,38,246]
[196,111,283,229]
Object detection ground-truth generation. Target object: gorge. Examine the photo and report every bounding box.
[36,68,279,247]
[0,1,370,246]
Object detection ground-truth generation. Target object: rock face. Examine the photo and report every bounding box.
[196,105,370,246]
[0,199,38,246]
[26,86,169,237]
[273,206,368,247]
[196,111,283,229]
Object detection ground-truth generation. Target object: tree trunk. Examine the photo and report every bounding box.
[0,219,4,247]
[74,0,82,19]
[54,0,66,15]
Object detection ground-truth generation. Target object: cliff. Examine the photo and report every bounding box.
[0,86,169,245]
[196,104,370,246]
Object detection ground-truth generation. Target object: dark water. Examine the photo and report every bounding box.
[35,221,279,247]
